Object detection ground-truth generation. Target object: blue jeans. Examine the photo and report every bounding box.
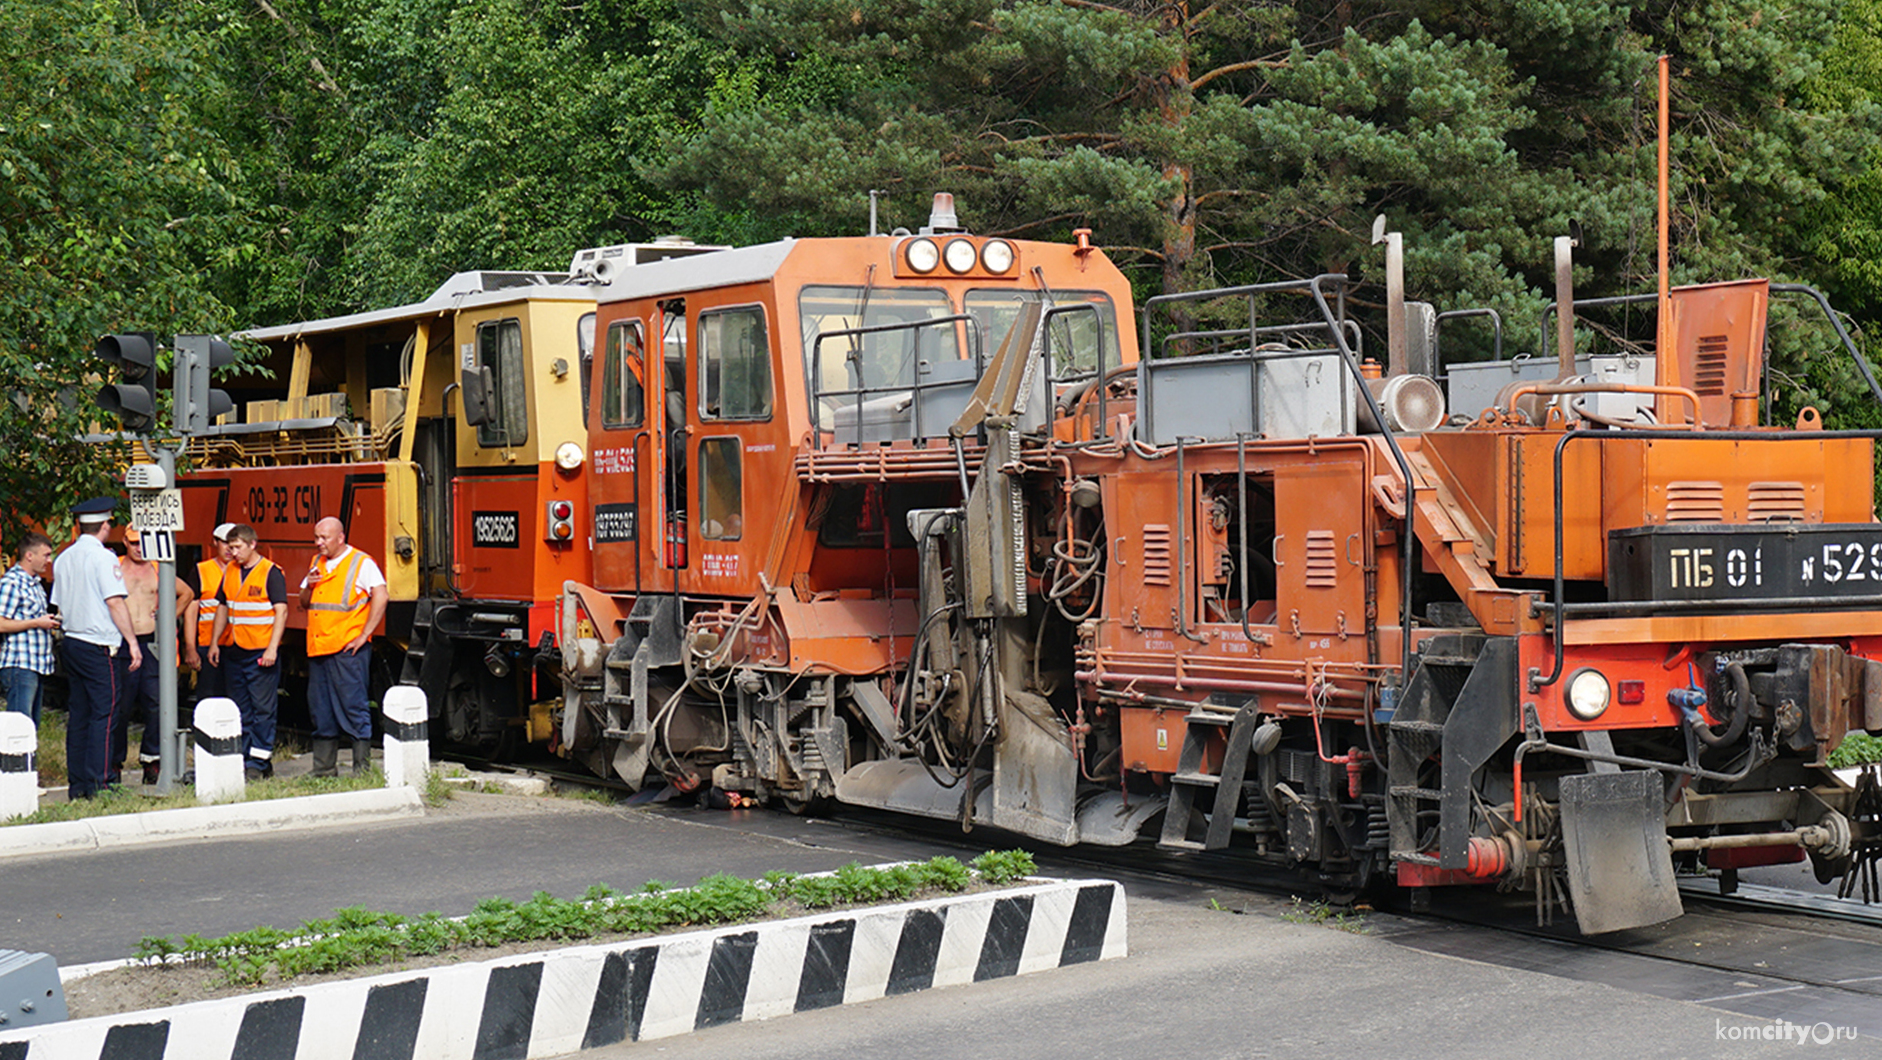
[1,666,43,726]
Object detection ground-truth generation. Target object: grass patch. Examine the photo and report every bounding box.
[1278,896,1369,934]
[551,781,618,805]
[134,851,1038,988]
[422,768,455,807]
[4,768,387,827]
[35,709,67,787]
[1829,732,1882,769]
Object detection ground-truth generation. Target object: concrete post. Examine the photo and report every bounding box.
[382,685,430,789]
[193,697,245,804]
[0,713,37,820]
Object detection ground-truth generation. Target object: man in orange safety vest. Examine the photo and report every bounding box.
[299,516,388,776]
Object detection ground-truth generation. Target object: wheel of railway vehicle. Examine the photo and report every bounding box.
[779,792,833,816]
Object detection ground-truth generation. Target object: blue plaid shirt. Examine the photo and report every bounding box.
[0,564,55,674]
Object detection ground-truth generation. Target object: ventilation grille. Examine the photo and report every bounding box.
[1665,481,1725,523]
[1305,530,1338,588]
[1143,524,1171,586]
[1747,481,1807,522]
[1693,335,1729,395]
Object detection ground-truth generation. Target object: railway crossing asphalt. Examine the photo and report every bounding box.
[5,790,1882,1058]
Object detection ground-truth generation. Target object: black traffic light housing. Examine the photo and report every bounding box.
[173,334,235,434]
[94,332,159,433]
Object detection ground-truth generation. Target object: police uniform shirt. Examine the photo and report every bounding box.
[51,533,128,648]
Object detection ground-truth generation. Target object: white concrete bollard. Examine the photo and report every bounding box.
[194,697,246,804]
[382,685,430,789]
[0,712,37,820]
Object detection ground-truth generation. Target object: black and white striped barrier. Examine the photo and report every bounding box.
[0,878,1125,1059]
[0,713,34,821]
[193,698,244,805]
[381,686,428,789]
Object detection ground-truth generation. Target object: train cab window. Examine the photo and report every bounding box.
[602,320,646,428]
[699,438,742,541]
[475,318,528,448]
[578,312,596,425]
[699,306,772,421]
[799,286,961,425]
[965,289,1121,380]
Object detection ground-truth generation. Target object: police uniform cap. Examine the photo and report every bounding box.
[72,496,117,525]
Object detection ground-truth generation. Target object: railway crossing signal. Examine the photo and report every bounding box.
[93,332,159,433]
[173,334,235,434]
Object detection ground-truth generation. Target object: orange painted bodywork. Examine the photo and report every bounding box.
[584,234,1138,677]
[1081,437,1394,722]
[452,462,590,609]
[178,464,389,634]
[1419,429,1873,582]
[1118,706,1223,774]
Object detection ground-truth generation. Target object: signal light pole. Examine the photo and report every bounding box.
[98,332,235,794]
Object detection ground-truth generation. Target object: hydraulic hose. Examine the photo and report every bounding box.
[1692,662,1753,749]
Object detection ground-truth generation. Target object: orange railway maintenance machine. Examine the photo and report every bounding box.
[557,200,1882,934]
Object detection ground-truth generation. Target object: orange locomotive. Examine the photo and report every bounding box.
[556,201,1882,934]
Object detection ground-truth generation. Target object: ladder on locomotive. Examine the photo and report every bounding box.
[1157,705,1260,852]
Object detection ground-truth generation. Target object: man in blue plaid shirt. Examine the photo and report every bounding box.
[0,532,60,725]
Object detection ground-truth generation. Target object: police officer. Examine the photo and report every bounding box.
[299,517,388,776]
[207,524,286,778]
[51,497,142,799]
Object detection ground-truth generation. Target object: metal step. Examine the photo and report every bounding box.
[1171,772,1220,788]
[1389,786,1444,800]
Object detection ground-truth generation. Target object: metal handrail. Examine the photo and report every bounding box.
[1431,307,1503,380]
[809,314,985,444]
[1533,425,1882,692]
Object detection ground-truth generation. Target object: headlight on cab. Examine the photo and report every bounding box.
[943,238,977,274]
[554,441,585,472]
[905,237,940,274]
[980,239,1015,274]
[1565,668,1611,721]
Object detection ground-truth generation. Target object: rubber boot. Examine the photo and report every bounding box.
[310,738,340,778]
[351,736,373,776]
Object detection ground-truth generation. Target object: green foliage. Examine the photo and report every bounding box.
[1279,896,1369,934]
[1829,732,1882,768]
[5,0,1882,533]
[0,0,246,535]
[131,853,1033,986]
[968,849,1036,885]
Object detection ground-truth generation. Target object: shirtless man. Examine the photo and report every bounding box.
[114,528,196,785]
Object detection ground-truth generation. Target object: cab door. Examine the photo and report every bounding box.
[658,299,690,576]
[589,313,653,593]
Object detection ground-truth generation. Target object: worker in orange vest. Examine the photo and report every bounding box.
[299,516,388,776]
[208,524,287,778]
[183,523,237,702]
